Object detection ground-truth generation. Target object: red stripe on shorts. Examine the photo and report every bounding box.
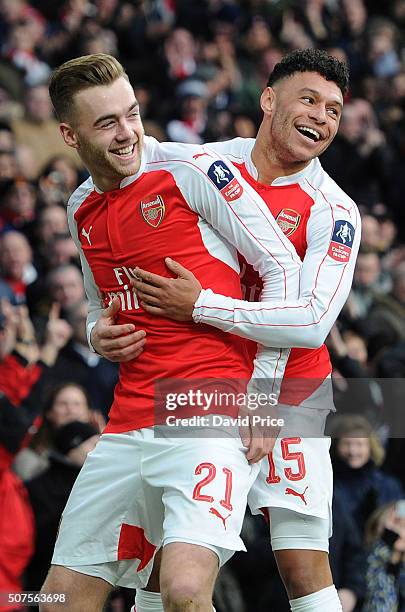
[117,523,156,571]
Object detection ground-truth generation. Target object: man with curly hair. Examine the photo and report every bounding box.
[132,49,361,611]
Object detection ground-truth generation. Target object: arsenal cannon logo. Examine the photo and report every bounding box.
[276,208,301,237]
[140,195,165,227]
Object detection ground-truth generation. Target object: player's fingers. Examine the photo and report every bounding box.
[136,291,163,307]
[100,323,136,338]
[140,302,166,316]
[165,257,195,280]
[102,296,121,318]
[118,347,144,362]
[246,434,265,464]
[239,423,251,448]
[109,341,146,361]
[131,281,162,299]
[134,267,169,288]
[101,330,146,351]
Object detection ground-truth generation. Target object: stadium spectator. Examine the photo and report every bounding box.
[330,415,403,535]
[11,84,81,177]
[349,250,387,319]
[327,324,383,425]
[24,420,100,592]
[0,447,34,612]
[0,231,36,301]
[366,260,405,349]
[13,382,103,481]
[39,155,81,203]
[46,264,85,311]
[46,233,79,269]
[362,500,405,611]
[321,99,393,208]
[0,177,37,233]
[329,488,366,611]
[0,300,72,612]
[166,86,208,143]
[48,299,118,417]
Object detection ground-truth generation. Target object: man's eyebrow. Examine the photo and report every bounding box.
[93,102,139,126]
[298,88,343,108]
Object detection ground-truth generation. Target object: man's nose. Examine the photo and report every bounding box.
[116,119,133,140]
[308,104,327,123]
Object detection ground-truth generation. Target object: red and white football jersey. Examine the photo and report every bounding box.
[69,137,301,432]
[196,138,361,403]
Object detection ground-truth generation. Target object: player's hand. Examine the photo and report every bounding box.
[91,297,146,362]
[239,403,281,464]
[131,258,202,321]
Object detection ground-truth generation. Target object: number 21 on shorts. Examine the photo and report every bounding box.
[192,463,233,511]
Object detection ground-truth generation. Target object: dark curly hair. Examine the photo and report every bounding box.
[268,49,349,96]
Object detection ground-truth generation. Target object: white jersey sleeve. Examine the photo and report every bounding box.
[153,143,302,381]
[171,148,301,301]
[67,178,103,350]
[193,192,361,349]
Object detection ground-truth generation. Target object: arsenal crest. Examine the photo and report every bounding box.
[140,195,165,227]
[276,208,301,237]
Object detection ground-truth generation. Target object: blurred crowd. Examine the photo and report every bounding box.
[0,0,405,611]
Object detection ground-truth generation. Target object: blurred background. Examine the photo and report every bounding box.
[0,1,405,610]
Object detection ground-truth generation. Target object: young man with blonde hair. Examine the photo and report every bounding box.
[40,53,302,612]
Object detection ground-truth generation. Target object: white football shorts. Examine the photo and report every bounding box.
[248,377,334,535]
[52,426,258,589]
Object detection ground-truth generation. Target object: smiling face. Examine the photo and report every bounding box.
[337,434,371,469]
[258,71,343,176]
[59,76,144,191]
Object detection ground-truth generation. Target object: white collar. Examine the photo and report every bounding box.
[244,140,321,186]
[270,158,320,186]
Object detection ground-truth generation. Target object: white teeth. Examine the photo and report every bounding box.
[113,145,133,155]
[297,127,320,141]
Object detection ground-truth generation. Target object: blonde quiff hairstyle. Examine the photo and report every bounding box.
[49,53,128,123]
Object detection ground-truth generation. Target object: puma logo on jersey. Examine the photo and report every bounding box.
[285,486,308,505]
[81,225,93,246]
[209,507,231,530]
[193,152,212,160]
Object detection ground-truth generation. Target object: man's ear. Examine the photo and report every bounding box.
[260,86,275,116]
[59,123,79,149]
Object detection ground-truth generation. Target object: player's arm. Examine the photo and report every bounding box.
[134,197,360,349]
[193,199,361,348]
[67,204,146,362]
[177,152,301,462]
[167,151,302,306]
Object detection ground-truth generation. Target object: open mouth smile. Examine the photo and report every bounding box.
[295,126,321,142]
[110,144,136,158]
